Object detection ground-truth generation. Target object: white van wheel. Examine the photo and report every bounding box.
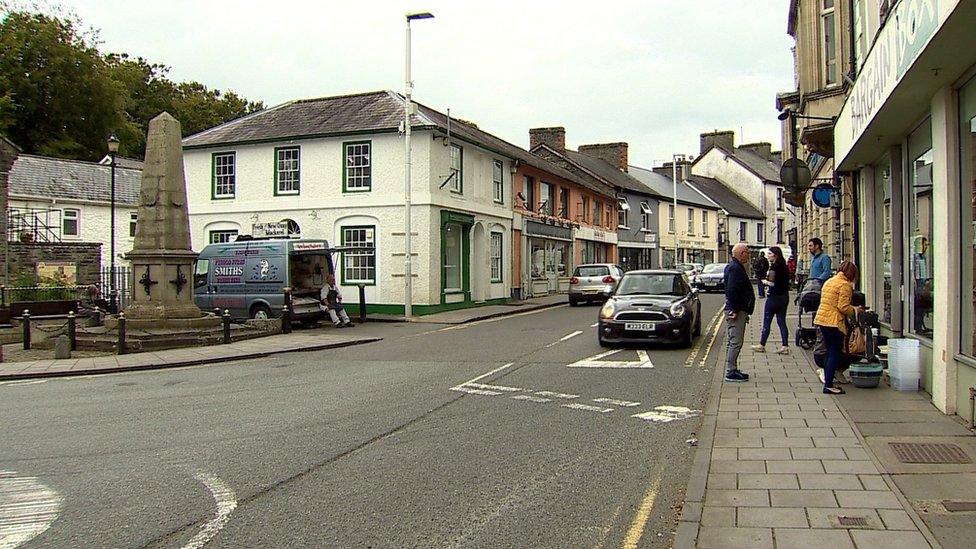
[251,305,271,320]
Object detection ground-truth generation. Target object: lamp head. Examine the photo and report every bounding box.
[407,12,434,21]
[777,109,792,121]
[107,133,120,154]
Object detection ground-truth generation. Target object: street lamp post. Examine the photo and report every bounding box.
[404,11,433,319]
[107,134,120,313]
[671,153,686,267]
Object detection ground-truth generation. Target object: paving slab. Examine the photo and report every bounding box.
[849,530,931,548]
[773,528,855,548]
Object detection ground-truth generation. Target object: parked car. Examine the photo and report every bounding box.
[596,270,702,347]
[568,264,624,306]
[694,263,727,292]
[676,262,703,285]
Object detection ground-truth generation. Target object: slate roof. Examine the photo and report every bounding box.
[181,90,609,196]
[686,175,765,220]
[733,146,782,183]
[557,149,664,198]
[627,165,719,209]
[8,154,141,206]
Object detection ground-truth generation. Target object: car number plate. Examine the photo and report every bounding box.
[582,289,597,294]
[625,322,655,331]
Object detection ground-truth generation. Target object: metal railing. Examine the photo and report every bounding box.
[7,210,62,243]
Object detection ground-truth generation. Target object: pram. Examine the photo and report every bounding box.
[794,278,823,349]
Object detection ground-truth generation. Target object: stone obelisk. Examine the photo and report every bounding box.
[123,112,212,325]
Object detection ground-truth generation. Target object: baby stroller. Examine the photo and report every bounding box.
[795,278,823,349]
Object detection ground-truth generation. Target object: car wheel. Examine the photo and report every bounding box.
[682,325,694,348]
[250,304,271,320]
[568,297,578,307]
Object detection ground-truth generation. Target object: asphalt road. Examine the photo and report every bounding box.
[0,294,726,549]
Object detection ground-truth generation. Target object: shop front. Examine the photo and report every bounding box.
[576,225,617,266]
[619,232,658,272]
[834,0,976,416]
[523,219,574,297]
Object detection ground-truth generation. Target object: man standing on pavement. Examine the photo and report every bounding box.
[724,243,755,382]
[808,238,832,282]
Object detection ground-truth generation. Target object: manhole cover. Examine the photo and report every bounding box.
[837,516,870,527]
[889,442,972,464]
[943,500,976,512]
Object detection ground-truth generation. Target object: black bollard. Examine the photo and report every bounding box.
[358,284,366,324]
[213,307,221,318]
[22,309,30,350]
[222,309,231,344]
[117,312,127,355]
[67,311,77,351]
[283,286,293,313]
[281,304,292,334]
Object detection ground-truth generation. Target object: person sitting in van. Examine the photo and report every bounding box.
[321,274,354,328]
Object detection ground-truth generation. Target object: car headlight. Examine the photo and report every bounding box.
[669,302,687,318]
[600,300,615,319]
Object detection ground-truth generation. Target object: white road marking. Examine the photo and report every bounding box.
[562,403,614,413]
[593,398,641,407]
[452,363,513,388]
[590,322,599,327]
[567,349,654,369]
[534,391,579,399]
[0,470,63,549]
[0,380,47,387]
[545,330,584,348]
[684,309,724,367]
[451,387,503,396]
[632,405,702,423]
[464,382,523,393]
[511,395,551,403]
[181,471,237,549]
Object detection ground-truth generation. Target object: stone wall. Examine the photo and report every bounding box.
[6,242,102,285]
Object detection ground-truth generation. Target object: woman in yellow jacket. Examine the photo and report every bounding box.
[814,261,866,394]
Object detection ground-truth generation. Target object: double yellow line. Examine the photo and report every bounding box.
[684,308,725,368]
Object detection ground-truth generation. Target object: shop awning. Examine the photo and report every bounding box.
[801,122,834,158]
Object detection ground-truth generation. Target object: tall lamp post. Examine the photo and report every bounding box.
[671,153,686,267]
[404,11,434,319]
[107,134,120,313]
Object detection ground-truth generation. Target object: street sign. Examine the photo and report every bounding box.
[252,222,288,238]
[811,184,836,208]
[780,157,812,193]
[785,190,806,208]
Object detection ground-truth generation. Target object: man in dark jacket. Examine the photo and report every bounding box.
[753,254,769,298]
[724,243,756,382]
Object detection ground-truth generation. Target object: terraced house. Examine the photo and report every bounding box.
[182,90,531,315]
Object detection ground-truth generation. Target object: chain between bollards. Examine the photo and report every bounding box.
[22,309,31,350]
[67,311,77,351]
[222,309,231,344]
[117,312,127,355]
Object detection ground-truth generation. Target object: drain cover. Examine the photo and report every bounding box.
[837,516,870,527]
[943,500,976,512]
[889,442,972,464]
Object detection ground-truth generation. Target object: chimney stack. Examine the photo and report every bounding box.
[529,127,566,152]
[578,142,629,172]
[739,142,774,161]
[700,130,735,155]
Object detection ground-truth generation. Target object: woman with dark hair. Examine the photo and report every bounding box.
[752,246,791,354]
[814,261,865,394]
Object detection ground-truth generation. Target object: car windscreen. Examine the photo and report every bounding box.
[574,266,609,277]
[702,263,724,274]
[615,274,685,296]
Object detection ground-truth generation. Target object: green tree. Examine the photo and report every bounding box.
[0,10,122,159]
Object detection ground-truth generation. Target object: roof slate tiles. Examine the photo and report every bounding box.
[686,175,766,219]
[9,154,141,206]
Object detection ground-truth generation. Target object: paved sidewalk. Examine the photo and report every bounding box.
[0,332,381,381]
[676,312,939,548]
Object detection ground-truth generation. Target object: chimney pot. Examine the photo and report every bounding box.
[700,130,735,155]
[578,142,629,172]
[529,127,566,152]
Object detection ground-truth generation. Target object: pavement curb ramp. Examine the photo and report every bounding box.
[0,337,382,381]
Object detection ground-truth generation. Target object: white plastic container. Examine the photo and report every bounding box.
[889,372,919,392]
[888,338,921,377]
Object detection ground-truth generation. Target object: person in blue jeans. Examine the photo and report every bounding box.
[752,246,790,355]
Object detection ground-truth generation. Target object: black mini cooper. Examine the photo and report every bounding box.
[597,270,702,347]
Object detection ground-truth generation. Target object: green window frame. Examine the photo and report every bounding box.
[274,146,301,195]
[450,143,463,193]
[490,232,503,282]
[492,160,504,203]
[212,152,236,199]
[209,230,238,244]
[343,141,372,192]
[340,225,376,285]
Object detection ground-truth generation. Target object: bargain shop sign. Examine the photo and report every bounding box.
[836,0,947,162]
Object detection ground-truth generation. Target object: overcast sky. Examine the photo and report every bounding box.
[53,0,794,167]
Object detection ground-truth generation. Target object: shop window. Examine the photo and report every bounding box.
[876,159,894,325]
[960,76,976,356]
[535,239,568,277]
[443,223,462,290]
[559,188,569,218]
[908,118,933,338]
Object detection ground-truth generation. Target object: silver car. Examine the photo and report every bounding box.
[569,263,623,306]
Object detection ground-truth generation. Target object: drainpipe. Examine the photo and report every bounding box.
[848,0,858,82]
